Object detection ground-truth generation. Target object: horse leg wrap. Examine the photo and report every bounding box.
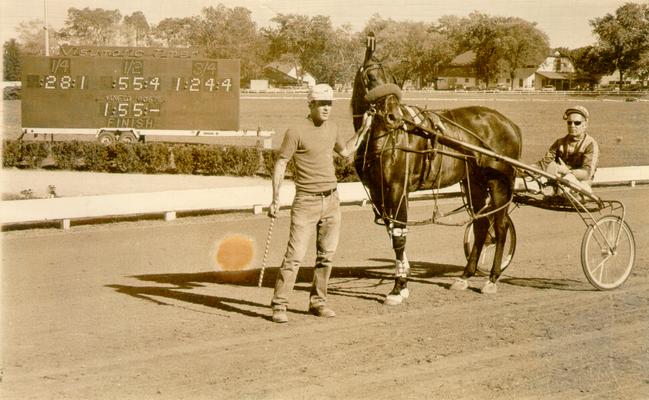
[390,228,409,278]
[395,256,410,278]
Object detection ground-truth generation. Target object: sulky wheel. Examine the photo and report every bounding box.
[463,213,516,276]
[581,215,635,290]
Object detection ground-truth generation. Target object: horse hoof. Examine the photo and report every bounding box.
[384,287,409,305]
[481,281,498,294]
[449,278,469,291]
[384,293,404,306]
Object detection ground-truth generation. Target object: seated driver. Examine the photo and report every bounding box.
[535,105,600,195]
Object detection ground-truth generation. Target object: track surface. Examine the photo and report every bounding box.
[2,187,648,399]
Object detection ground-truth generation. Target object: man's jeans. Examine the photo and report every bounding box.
[271,191,341,310]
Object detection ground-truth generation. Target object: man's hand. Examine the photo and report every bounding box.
[268,200,279,218]
[556,163,570,176]
[360,112,373,133]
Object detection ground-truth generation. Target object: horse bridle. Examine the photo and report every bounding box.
[359,63,392,94]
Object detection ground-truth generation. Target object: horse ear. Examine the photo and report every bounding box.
[366,32,376,52]
[364,32,376,63]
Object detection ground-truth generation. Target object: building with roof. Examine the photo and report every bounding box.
[436,50,591,91]
[599,70,647,89]
[435,51,479,90]
[262,62,316,88]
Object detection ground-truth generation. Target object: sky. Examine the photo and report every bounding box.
[0,0,636,49]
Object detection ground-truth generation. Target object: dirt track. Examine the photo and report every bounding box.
[2,187,648,399]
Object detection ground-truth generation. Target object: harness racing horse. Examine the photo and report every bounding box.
[352,36,522,304]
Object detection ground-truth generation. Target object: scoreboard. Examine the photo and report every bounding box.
[21,53,240,132]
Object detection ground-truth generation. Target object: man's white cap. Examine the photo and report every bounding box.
[564,105,589,120]
[308,84,334,102]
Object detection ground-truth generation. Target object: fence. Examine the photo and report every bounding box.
[1,166,648,229]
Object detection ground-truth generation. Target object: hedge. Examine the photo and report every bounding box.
[1,140,360,182]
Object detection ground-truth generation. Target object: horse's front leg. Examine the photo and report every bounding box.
[384,223,410,306]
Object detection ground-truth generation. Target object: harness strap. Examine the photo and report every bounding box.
[402,105,424,127]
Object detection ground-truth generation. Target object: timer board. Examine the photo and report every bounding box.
[21,55,240,132]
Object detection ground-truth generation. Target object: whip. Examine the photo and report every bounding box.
[258,216,275,287]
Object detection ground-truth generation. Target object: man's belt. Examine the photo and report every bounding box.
[304,188,337,197]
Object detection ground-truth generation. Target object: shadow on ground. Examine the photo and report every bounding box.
[106,260,593,320]
[106,260,464,319]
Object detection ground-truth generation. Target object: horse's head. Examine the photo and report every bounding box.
[351,33,404,131]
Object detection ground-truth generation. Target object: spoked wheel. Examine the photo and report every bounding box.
[581,215,635,290]
[463,214,516,276]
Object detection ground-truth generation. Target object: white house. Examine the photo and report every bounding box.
[263,62,316,88]
[437,50,584,90]
[599,70,645,88]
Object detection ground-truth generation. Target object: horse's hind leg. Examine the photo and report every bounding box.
[384,222,410,306]
[451,179,489,290]
[464,216,490,278]
[482,176,513,293]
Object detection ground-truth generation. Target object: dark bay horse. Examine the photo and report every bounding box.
[352,37,522,304]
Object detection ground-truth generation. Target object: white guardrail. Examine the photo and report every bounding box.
[1,166,648,229]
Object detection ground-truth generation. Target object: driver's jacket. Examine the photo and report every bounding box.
[537,134,599,182]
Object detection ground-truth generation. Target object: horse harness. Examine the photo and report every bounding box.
[359,96,513,227]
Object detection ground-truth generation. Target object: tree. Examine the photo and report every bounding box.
[498,18,550,89]
[591,2,649,89]
[122,11,150,46]
[628,50,649,82]
[150,17,197,47]
[361,16,456,88]
[565,45,612,86]
[307,24,360,86]
[3,39,22,81]
[263,14,335,85]
[60,7,122,45]
[465,13,503,87]
[15,19,60,55]
[191,5,268,85]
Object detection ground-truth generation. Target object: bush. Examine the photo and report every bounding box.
[3,86,21,100]
[220,146,260,176]
[6,142,49,168]
[80,143,110,172]
[170,145,197,174]
[334,155,359,182]
[1,139,361,182]
[50,141,85,170]
[192,145,223,175]
[134,143,170,173]
[2,140,22,167]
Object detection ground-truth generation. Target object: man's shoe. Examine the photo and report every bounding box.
[272,308,288,323]
[309,305,336,318]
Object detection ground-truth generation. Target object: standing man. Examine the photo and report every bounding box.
[536,105,600,194]
[268,83,369,323]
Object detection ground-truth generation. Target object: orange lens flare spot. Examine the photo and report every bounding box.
[215,235,255,271]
